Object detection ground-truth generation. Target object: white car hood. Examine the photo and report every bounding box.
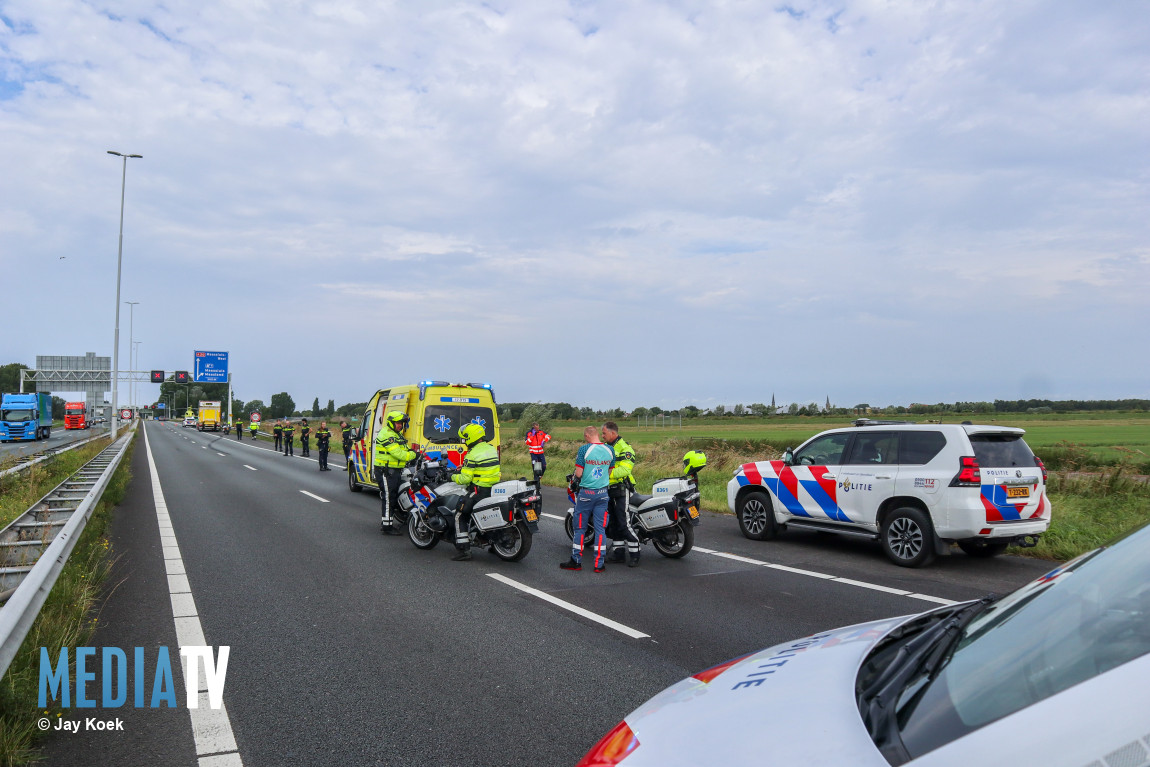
[621,616,910,767]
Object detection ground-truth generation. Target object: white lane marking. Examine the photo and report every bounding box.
[693,548,957,605]
[486,573,650,640]
[143,425,245,766]
[243,465,257,471]
[541,513,565,520]
[216,452,226,456]
[299,490,330,503]
[201,446,207,449]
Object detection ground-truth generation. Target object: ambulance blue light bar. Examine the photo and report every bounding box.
[420,380,449,387]
[466,382,493,389]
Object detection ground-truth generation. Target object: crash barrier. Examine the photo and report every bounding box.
[0,428,110,481]
[0,424,136,678]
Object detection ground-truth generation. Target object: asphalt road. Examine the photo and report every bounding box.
[0,422,109,459]
[42,422,1052,766]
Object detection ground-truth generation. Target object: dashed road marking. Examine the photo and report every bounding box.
[486,573,650,639]
[541,513,565,520]
[243,465,257,471]
[299,490,329,503]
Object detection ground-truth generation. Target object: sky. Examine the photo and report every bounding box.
[2,0,1147,411]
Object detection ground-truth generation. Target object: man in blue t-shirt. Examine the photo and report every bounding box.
[562,426,616,572]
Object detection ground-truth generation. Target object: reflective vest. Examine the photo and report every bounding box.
[374,426,416,468]
[608,437,636,486]
[525,429,551,455]
[453,441,501,488]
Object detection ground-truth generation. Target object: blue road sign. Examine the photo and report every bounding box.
[193,351,229,383]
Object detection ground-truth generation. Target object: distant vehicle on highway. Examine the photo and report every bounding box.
[197,400,222,431]
[64,401,89,430]
[577,521,1150,767]
[0,392,53,441]
[728,420,1050,567]
[183,416,197,428]
[347,381,500,492]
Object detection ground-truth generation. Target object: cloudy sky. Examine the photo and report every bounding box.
[2,0,1147,411]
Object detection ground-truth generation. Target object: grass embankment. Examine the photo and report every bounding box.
[503,421,1150,563]
[0,434,132,767]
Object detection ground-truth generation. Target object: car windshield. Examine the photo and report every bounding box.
[66,408,83,414]
[2,409,34,421]
[895,523,1150,759]
[422,406,495,445]
[968,434,1035,468]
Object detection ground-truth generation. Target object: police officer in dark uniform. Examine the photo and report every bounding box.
[273,420,283,451]
[316,422,332,471]
[283,421,295,456]
[300,419,311,457]
[341,421,353,463]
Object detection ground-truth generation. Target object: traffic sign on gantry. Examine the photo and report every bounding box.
[193,351,229,383]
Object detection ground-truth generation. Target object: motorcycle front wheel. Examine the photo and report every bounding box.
[491,521,532,562]
[407,513,441,550]
[652,520,695,559]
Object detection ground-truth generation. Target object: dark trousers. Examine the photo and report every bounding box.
[284,437,294,456]
[607,485,640,557]
[274,433,282,450]
[454,486,493,551]
[236,428,242,440]
[376,466,403,527]
[530,453,547,476]
[301,437,310,456]
[318,447,329,469]
[343,443,351,462]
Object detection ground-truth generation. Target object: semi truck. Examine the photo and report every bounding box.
[198,401,222,431]
[64,401,89,430]
[0,392,53,442]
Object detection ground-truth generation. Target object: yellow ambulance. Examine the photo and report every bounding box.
[346,381,501,492]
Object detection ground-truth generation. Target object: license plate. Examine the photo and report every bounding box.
[524,508,538,522]
[1006,486,1030,499]
[687,505,699,519]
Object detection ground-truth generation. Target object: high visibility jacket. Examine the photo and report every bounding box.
[374,426,416,468]
[452,441,501,488]
[250,423,258,431]
[608,437,636,486]
[525,429,551,455]
[273,424,283,435]
[283,424,295,440]
[237,421,246,430]
[316,429,331,450]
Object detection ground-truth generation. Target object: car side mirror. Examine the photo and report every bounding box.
[783,448,794,466]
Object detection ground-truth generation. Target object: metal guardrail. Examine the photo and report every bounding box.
[0,428,111,480]
[0,425,136,678]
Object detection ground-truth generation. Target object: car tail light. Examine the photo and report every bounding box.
[1034,455,1047,483]
[950,455,981,487]
[575,720,639,767]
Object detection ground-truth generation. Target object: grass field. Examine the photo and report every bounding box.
[502,411,1150,563]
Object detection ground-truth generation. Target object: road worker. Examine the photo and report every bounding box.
[316,422,331,471]
[249,419,259,440]
[524,422,551,480]
[449,423,501,561]
[374,412,417,535]
[602,421,640,567]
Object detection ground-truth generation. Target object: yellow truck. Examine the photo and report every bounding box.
[346,381,500,492]
[197,400,222,432]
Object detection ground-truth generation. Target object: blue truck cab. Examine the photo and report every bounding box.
[0,392,53,441]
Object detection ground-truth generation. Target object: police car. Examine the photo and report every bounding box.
[576,522,1150,767]
[728,420,1051,567]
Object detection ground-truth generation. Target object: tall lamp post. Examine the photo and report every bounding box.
[108,150,142,440]
[132,341,142,408]
[125,301,139,408]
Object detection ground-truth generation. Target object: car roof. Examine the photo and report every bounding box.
[815,423,1025,436]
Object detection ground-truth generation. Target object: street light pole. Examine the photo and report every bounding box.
[108,150,142,440]
[125,301,139,408]
[133,341,142,408]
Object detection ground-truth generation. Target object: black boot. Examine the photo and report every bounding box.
[560,557,582,571]
[607,548,625,564]
[452,546,472,561]
[627,549,640,568]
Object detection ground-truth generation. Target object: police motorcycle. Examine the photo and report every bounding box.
[564,451,706,559]
[400,453,541,562]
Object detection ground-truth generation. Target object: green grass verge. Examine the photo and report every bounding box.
[0,434,133,767]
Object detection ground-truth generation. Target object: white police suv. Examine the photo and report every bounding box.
[727,420,1051,567]
[575,522,1150,767]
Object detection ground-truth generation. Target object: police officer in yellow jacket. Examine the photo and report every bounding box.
[450,423,501,561]
[603,421,640,566]
[282,421,295,456]
[375,412,417,535]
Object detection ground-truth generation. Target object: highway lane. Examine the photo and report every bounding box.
[44,421,1052,766]
[0,423,109,460]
